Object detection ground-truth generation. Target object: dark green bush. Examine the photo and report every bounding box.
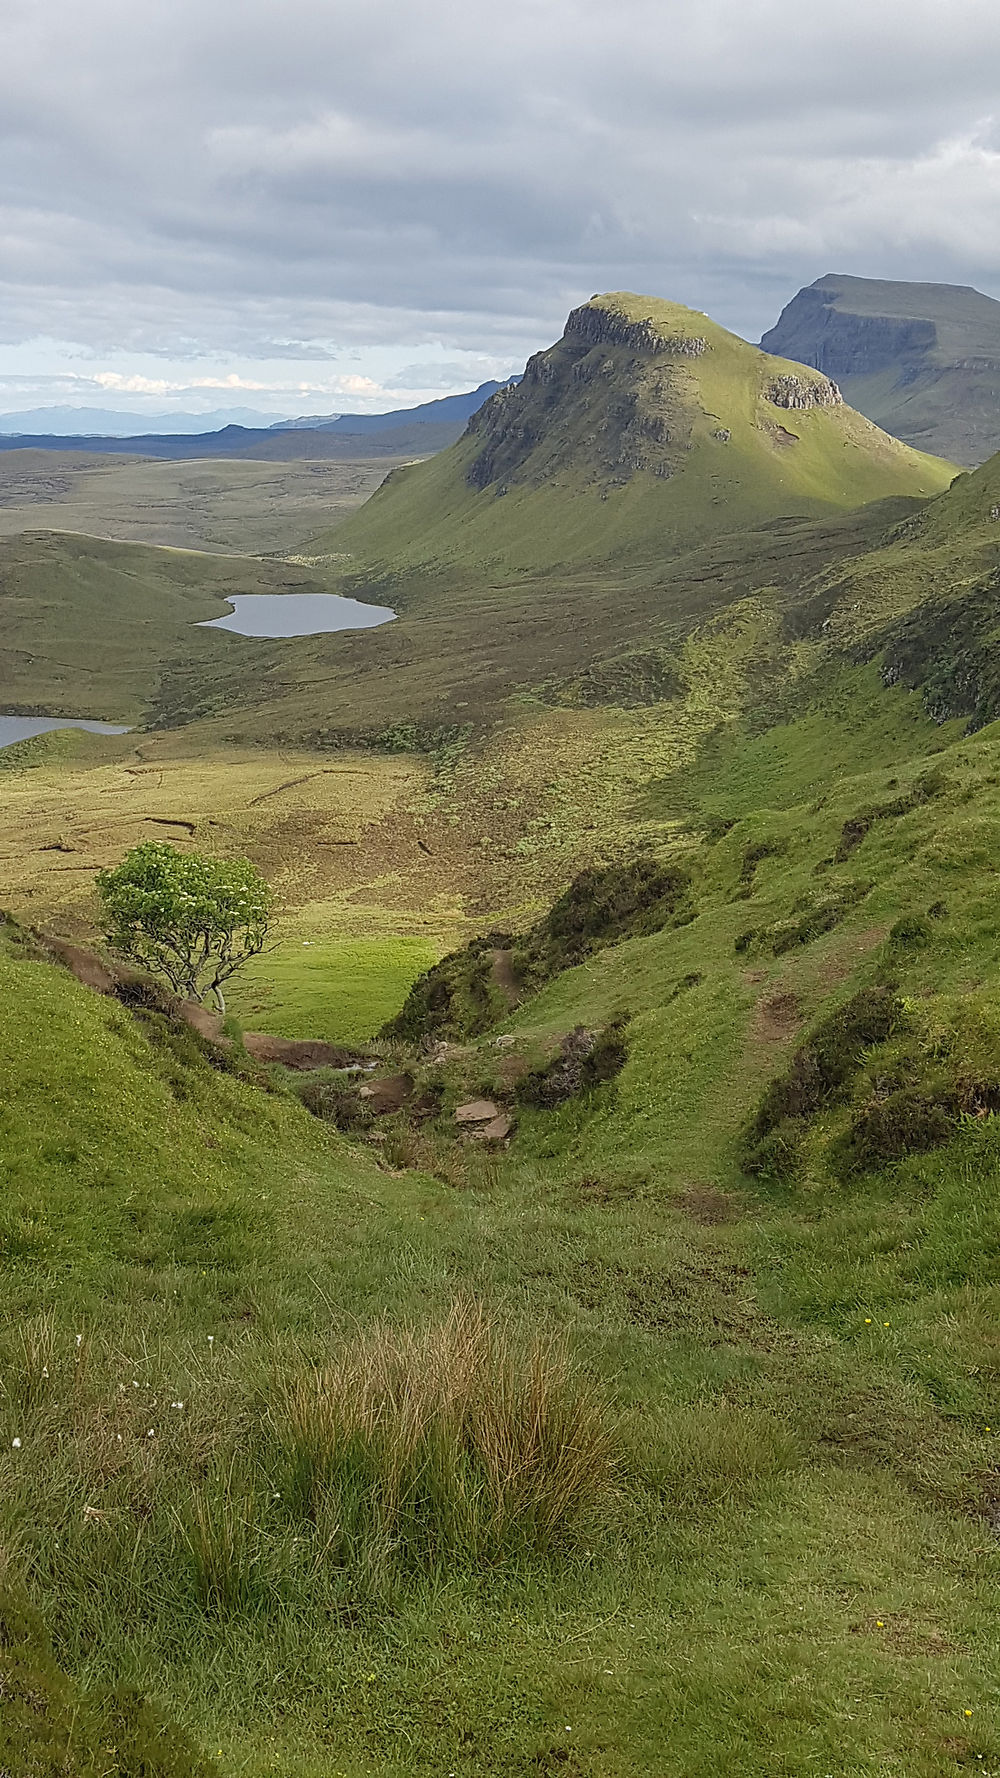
[385,856,689,1042]
[518,1020,630,1110]
[830,1086,957,1178]
[742,986,905,1172]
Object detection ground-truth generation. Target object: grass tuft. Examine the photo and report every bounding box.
[277,1300,620,1569]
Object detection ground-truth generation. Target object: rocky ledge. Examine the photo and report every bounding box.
[766,372,843,410]
[564,303,707,358]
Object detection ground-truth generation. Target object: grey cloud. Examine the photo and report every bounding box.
[1,0,1000,374]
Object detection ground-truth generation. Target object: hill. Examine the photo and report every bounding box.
[760,274,1000,466]
[8,638,1000,1769]
[327,291,952,581]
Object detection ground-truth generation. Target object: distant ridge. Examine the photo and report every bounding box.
[760,274,1000,466]
[272,379,519,433]
[0,404,281,437]
[0,381,515,462]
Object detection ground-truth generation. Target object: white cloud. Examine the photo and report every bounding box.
[1,0,1000,396]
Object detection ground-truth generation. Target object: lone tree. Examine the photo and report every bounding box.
[97,841,272,1014]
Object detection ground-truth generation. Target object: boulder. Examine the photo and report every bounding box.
[470,1112,514,1142]
[454,1098,501,1124]
[357,1073,414,1114]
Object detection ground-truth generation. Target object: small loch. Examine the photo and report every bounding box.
[0,715,131,749]
[198,592,397,638]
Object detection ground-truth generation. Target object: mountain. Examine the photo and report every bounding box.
[271,379,519,433]
[0,382,512,461]
[0,418,462,461]
[759,274,1000,466]
[0,404,284,436]
[327,291,954,580]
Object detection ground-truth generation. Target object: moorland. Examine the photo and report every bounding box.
[4,289,1000,1777]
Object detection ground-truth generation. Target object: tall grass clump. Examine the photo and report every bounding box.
[277,1300,619,1571]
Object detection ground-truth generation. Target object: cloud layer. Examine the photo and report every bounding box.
[2,0,999,412]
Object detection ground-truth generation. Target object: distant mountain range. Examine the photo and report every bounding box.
[0,380,520,460]
[0,405,283,436]
[270,380,517,433]
[760,274,1000,465]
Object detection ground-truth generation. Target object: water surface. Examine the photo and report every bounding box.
[0,714,130,749]
[199,592,396,638]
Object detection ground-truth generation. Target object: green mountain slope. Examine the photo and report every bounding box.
[8,648,1000,1770]
[329,292,952,580]
[760,274,1000,466]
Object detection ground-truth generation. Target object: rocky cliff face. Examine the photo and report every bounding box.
[758,276,1000,465]
[766,371,843,410]
[465,302,701,492]
[562,303,707,358]
[761,286,938,379]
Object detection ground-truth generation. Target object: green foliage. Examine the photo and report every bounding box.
[276,1300,619,1571]
[743,987,906,1174]
[0,1585,216,1778]
[386,858,689,1042]
[518,1020,630,1110]
[97,841,272,1012]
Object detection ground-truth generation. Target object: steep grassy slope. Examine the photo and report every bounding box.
[761,274,1000,466]
[8,674,1000,1773]
[327,292,952,581]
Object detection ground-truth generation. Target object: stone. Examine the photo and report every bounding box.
[356,1073,413,1113]
[453,1098,501,1124]
[471,1113,514,1142]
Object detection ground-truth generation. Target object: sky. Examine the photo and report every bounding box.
[2,0,1000,422]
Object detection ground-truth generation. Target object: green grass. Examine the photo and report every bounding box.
[0,450,397,556]
[8,289,1000,1777]
[229,934,442,1043]
[9,674,1000,1771]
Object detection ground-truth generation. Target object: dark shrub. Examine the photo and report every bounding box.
[385,856,689,1042]
[519,1020,629,1110]
[742,986,905,1167]
[297,1079,374,1132]
[889,914,933,948]
[831,1086,959,1177]
[743,1117,804,1180]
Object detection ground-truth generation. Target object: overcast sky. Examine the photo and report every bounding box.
[2,0,1000,419]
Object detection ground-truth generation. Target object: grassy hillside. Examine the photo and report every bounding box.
[8,658,1000,1771]
[326,292,952,581]
[761,274,1000,466]
[7,304,1000,1772]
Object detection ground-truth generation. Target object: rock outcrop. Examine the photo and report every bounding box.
[766,373,843,411]
[465,298,703,493]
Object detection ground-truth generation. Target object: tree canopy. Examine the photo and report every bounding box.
[97,841,272,1012]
